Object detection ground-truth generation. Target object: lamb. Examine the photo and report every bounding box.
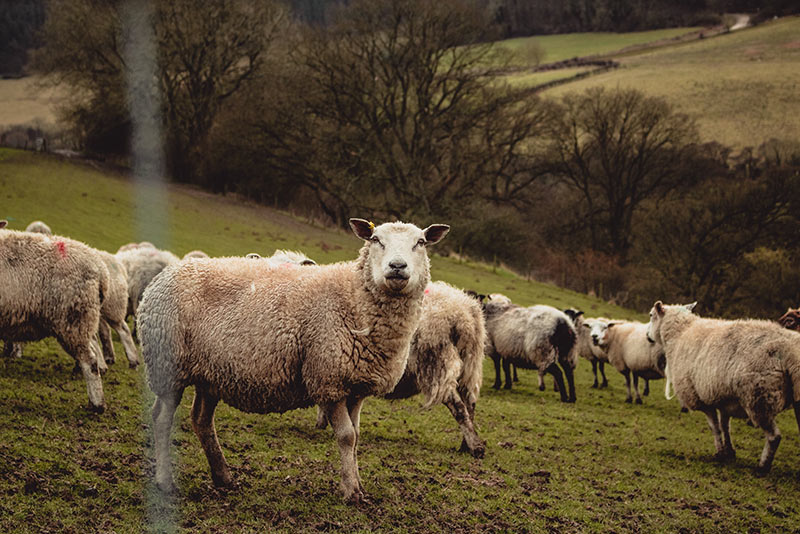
[115,244,179,319]
[565,310,610,389]
[25,220,52,235]
[137,218,449,503]
[603,321,665,404]
[483,294,577,402]
[0,229,108,412]
[647,301,800,473]
[317,280,487,458]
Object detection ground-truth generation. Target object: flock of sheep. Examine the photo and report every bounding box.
[1,217,799,504]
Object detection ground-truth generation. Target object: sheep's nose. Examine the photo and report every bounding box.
[389,259,407,270]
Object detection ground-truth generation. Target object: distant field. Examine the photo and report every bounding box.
[495,27,699,67]
[543,17,800,149]
[2,149,800,533]
[0,76,63,127]
[502,67,592,88]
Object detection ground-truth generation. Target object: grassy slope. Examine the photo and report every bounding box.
[1,149,800,533]
[541,17,800,149]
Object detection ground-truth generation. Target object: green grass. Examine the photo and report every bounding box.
[495,27,699,67]
[502,67,592,88]
[2,149,800,532]
[543,17,800,149]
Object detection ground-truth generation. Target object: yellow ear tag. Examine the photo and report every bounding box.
[368,221,375,230]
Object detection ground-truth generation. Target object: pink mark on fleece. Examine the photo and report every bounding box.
[424,288,430,294]
[55,241,67,258]
[280,263,296,269]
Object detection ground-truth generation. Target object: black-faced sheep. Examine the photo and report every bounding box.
[137,219,449,503]
[647,301,800,473]
[604,321,665,404]
[483,294,577,402]
[0,230,108,412]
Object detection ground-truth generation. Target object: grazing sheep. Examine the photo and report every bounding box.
[182,250,209,260]
[778,308,800,331]
[604,321,665,404]
[115,245,179,319]
[565,310,610,389]
[25,220,52,235]
[95,250,139,368]
[647,301,800,473]
[484,294,577,402]
[138,218,449,503]
[0,230,108,412]
[318,281,487,458]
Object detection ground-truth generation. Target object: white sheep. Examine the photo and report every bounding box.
[566,310,610,389]
[24,220,52,234]
[317,280,487,457]
[0,230,107,411]
[137,218,449,503]
[115,244,179,319]
[246,249,317,266]
[484,294,578,402]
[95,250,140,368]
[604,321,665,404]
[182,250,209,260]
[647,301,800,473]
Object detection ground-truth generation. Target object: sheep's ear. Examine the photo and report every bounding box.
[685,302,697,312]
[654,301,665,316]
[607,321,622,328]
[349,218,374,240]
[301,259,317,266]
[422,224,449,245]
[0,220,6,229]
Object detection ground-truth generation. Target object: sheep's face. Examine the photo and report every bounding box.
[778,309,800,331]
[586,320,610,348]
[647,301,696,344]
[350,219,449,295]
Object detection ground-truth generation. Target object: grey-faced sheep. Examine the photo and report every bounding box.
[604,321,665,404]
[0,230,107,412]
[647,301,800,473]
[483,294,577,403]
[137,218,449,503]
[318,280,487,458]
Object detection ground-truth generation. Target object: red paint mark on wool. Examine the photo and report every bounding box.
[424,288,430,294]
[55,241,67,258]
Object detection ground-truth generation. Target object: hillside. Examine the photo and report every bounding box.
[539,17,800,149]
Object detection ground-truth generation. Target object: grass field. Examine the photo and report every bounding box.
[542,17,800,149]
[2,149,800,533]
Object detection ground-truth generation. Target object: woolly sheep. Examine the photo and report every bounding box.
[647,301,800,473]
[318,280,487,457]
[115,245,179,319]
[778,308,800,331]
[246,249,317,266]
[604,321,665,404]
[565,310,610,389]
[95,250,139,367]
[0,230,108,411]
[137,218,449,503]
[25,220,52,235]
[483,294,577,402]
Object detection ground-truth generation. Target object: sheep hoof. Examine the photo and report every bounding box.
[344,488,365,505]
[600,382,608,389]
[567,397,576,403]
[591,383,598,389]
[129,361,139,369]
[714,449,735,462]
[754,465,771,477]
[504,384,512,390]
[492,383,501,390]
[87,402,105,414]
[105,357,115,365]
[635,398,643,405]
[625,397,632,404]
[538,384,545,391]
[680,407,689,413]
[211,472,234,488]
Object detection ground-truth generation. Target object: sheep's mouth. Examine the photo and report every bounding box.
[384,273,410,291]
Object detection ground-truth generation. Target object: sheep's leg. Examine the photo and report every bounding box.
[491,353,502,390]
[153,390,183,492]
[794,402,800,437]
[90,338,108,375]
[632,374,643,404]
[346,396,365,493]
[191,387,232,487]
[622,370,633,403]
[537,371,546,391]
[502,359,513,390]
[512,364,519,383]
[61,335,105,412]
[444,392,485,459]
[109,319,139,368]
[315,406,329,429]
[3,341,23,359]
[756,420,781,475]
[718,411,735,460]
[325,400,362,504]
[643,378,650,397]
[562,364,576,403]
[591,360,599,388]
[701,408,725,457]
[98,318,116,365]
[547,363,569,402]
[599,361,608,388]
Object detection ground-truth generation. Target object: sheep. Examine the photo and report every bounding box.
[565,310,610,389]
[603,321,665,404]
[95,250,140,368]
[483,294,577,402]
[115,245,179,319]
[778,308,800,331]
[647,301,800,473]
[25,220,52,235]
[0,229,108,412]
[247,249,317,266]
[137,218,449,503]
[182,250,209,260]
[317,281,487,458]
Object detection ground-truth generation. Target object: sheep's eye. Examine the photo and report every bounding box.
[416,238,425,247]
